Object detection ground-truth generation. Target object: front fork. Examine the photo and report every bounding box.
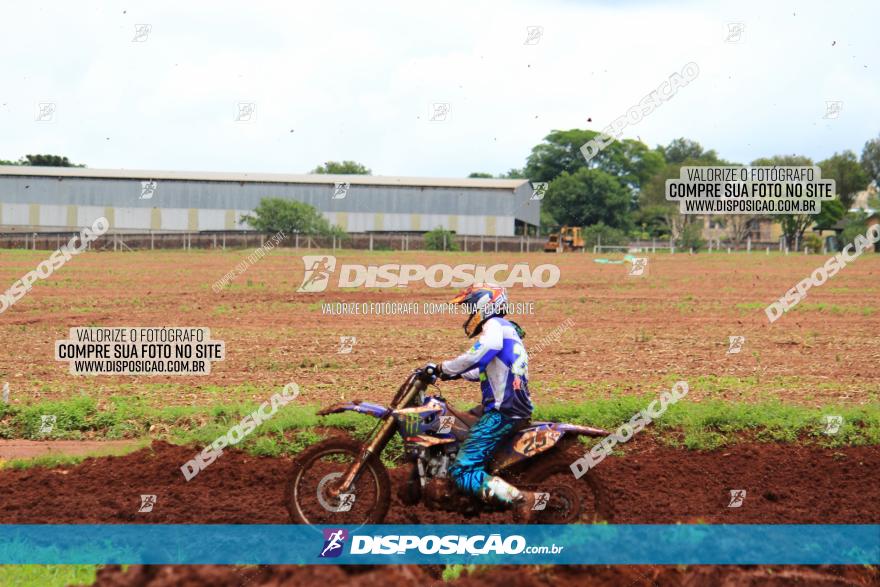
[331,417,397,496]
[330,377,426,496]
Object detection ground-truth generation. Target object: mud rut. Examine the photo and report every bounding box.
[0,437,875,585]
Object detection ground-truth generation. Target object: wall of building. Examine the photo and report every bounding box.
[0,170,535,236]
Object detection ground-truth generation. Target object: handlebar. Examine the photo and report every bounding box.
[390,365,462,409]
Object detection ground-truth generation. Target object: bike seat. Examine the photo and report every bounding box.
[445,402,483,428]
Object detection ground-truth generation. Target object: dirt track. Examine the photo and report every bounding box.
[82,563,879,587]
[1,439,877,524]
[0,439,140,460]
[1,251,878,585]
[1,250,878,409]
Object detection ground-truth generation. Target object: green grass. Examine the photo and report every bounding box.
[1,390,878,470]
[539,397,880,450]
[537,373,880,402]
[0,564,97,587]
[443,564,478,581]
[1,439,151,470]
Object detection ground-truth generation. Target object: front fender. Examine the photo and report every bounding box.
[316,400,391,418]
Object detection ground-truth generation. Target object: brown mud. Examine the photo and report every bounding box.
[84,563,878,586]
[0,438,876,524]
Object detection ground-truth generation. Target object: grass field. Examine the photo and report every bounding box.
[1,247,878,408]
[1,246,878,455]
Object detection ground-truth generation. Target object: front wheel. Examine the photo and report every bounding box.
[285,437,391,526]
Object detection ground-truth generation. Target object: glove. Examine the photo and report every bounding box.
[422,362,440,382]
[437,362,459,381]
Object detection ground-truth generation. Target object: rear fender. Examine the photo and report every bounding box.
[555,423,611,438]
[316,400,390,418]
[489,422,610,472]
[489,423,564,472]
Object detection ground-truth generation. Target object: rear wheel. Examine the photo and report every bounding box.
[505,445,605,523]
[285,437,391,526]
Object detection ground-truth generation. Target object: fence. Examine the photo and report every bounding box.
[0,231,836,255]
[0,231,550,254]
[594,240,676,254]
[595,238,806,255]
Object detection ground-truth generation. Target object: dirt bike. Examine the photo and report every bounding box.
[285,365,610,525]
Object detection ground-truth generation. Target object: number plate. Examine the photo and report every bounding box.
[513,428,561,456]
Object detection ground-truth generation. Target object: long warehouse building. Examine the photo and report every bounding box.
[0,167,539,237]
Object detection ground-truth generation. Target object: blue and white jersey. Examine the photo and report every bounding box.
[441,317,533,420]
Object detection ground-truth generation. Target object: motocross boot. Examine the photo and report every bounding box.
[512,490,540,524]
[480,476,538,523]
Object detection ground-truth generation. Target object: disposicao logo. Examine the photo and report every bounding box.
[297,256,560,292]
[319,528,348,558]
[316,530,563,557]
[298,255,338,293]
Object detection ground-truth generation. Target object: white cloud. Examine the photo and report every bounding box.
[0,0,877,176]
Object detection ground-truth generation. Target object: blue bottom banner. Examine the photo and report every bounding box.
[0,524,877,565]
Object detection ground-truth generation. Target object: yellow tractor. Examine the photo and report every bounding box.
[544,226,585,252]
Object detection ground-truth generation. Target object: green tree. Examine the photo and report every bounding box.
[839,211,869,249]
[639,151,731,242]
[861,133,880,186]
[812,198,846,230]
[803,233,823,254]
[500,168,526,179]
[676,221,705,250]
[1,154,84,167]
[581,222,628,248]
[652,138,731,244]
[240,198,344,236]
[543,168,631,229]
[22,154,84,167]
[524,129,595,183]
[523,129,663,199]
[424,227,459,251]
[310,160,371,175]
[752,155,815,249]
[632,204,671,238]
[468,170,526,179]
[818,151,870,210]
[659,138,719,165]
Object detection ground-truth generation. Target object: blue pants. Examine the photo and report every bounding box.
[449,410,518,501]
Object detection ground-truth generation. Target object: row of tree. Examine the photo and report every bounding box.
[0,154,84,167]
[7,131,880,249]
[476,130,879,249]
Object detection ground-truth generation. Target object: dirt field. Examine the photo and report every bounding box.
[1,438,876,524]
[0,437,875,585]
[83,562,879,586]
[1,247,878,585]
[0,248,878,409]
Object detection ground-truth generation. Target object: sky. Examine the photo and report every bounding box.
[0,0,877,178]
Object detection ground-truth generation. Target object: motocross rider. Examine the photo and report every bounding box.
[431,283,538,520]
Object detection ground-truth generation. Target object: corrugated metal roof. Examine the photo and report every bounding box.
[0,166,528,190]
